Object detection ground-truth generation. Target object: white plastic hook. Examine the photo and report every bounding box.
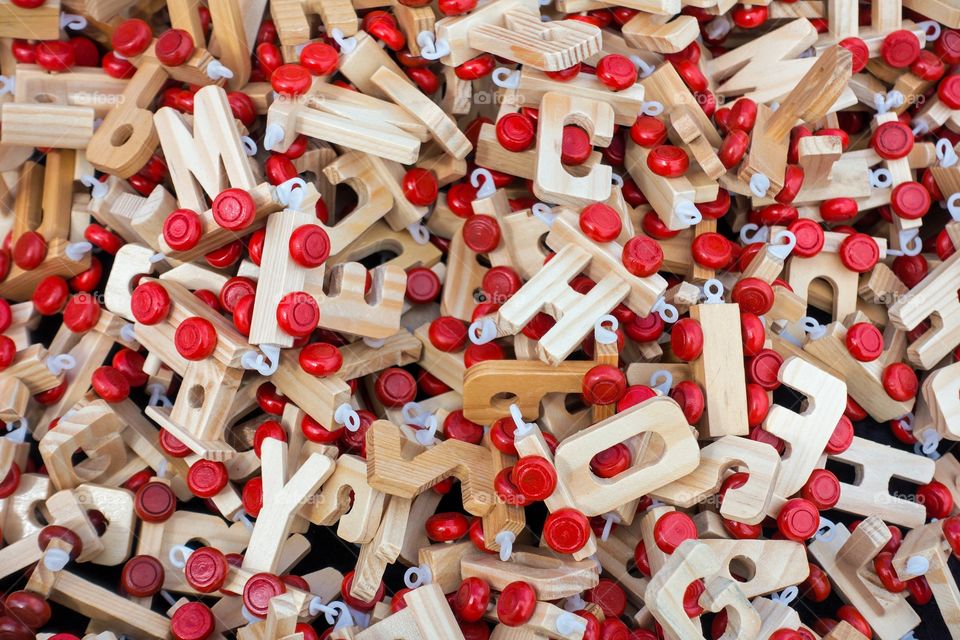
[704,14,733,40]
[363,337,385,348]
[768,229,797,260]
[468,317,497,345]
[770,586,798,606]
[0,75,14,96]
[120,323,137,343]
[870,168,893,188]
[60,12,87,29]
[335,403,361,432]
[495,530,516,561]
[491,67,520,89]
[906,555,930,576]
[937,138,958,168]
[146,383,172,408]
[416,31,450,60]
[593,315,619,345]
[629,56,655,78]
[310,598,355,627]
[739,223,770,245]
[874,90,904,115]
[649,370,673,395]
[913,121,930,137]
[331,28,357,54]
[42,548,71,572]
[5,419,28,442]
[641,101,664,116]
[46,354,76,375]
[509,404,536,439]
[887,229,923,257]
[233,510,254,529]
[702,279,724,304]
[168,544,193,569]
[240,136,257,156]
[815,516,837,542]
[149,252,167,264]
[564,594,586,612]
[80,175,108,199]
[406,222,430,245]
[651,297,679,323]
[749,173,770,198]
[471,168,497,198]
[241,344,281,376]
[801,316,826,340]
[66,241,93,261]
[556,612,588,636]
[674,201,702,226]
[919,429,942,457]
[611,173,623,187]
[275,177,307,210]
[240,606,260,625]
[403,564,432,588]
[531,203,555,227]
[599,513,620,542]
[948,193,960,221]
[206,60,234,80]
[402,402,430,427]
[917,20,942,41]
[263,123,286,151]
[413,414,438,446]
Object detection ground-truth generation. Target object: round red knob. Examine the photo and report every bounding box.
[183,547,230,594]
[882,362,918,401]
[155,28,194,66]
[871,120,914,160]
[299,342,342,376]
[653,511,697,554]
[429,316,468,352]
[561,125,592,165]
[630,115,667,147]
[579,203,622,243]
[299,42,338,75]
[596,54,637,91]
[845,322,883,362]
[91,366,131,403]
[276,291,319,337]
[374,367,417,407]
[496,112,536,152]
[187,460,229,498]
[543,508,591,554]
[13,231,47,270]
[163,209,203,251]
[881,29,920,68]
[732,278,774,315]
[788,219,824,258]
[691,232,732,269]
[512,455,557,501]
[175,316,218,360]
[425,512,470,542]
[462,215,501,253]
[134,481,177,524]
[63,292,101,333]
[212,188,255,231]
[589,444,630,479]
[33,276,69,315]
[171,602,215,640]
[777,498,820,541]
[455,577,491,623]
[401,168,439,206]
[647,145,689,178]
[801,468,841,510]
[671,318,704,362]
[122,555,165,597]
[497,581,537,626]
[112,18,152,57]
[289,224,330,268]
[3,591,50,630]
[917,480,954,519]
[271,63,312,96]
[131,281,172,326]
[582,364,627,405]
